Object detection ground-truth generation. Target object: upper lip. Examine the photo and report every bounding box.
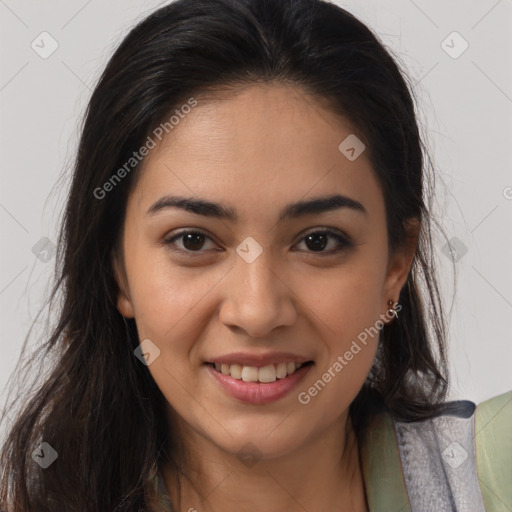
[206,351,313,368]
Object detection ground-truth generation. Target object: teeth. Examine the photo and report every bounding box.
[212,361,306,382]
[258,364,277,383]
[230,364,242,379]
[241,366,259,382]
[276,363,287,378]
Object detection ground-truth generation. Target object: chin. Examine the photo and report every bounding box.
[205,420,310,462]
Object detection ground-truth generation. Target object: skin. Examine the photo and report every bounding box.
[115,83,418,512]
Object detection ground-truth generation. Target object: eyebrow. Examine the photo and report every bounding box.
[146,193,367,222]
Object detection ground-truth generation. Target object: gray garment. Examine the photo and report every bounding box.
[394,400,486,512]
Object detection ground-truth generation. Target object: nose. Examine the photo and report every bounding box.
[218,249,297,338]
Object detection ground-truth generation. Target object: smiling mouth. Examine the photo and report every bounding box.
[205,361,314,383]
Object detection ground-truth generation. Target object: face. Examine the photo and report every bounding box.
[115,84,416,461]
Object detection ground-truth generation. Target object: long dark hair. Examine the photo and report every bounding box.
[0,0,451,510]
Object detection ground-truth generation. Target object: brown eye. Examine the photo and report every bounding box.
[163,228,351,257]
[304,232,328,251]
[181,232,206,251]
[164,230,219,254]
[294,230,351,254]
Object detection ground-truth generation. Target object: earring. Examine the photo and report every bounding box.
[387,299,399,319]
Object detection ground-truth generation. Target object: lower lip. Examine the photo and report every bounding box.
[205,363,313,405]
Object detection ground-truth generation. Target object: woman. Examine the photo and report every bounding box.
[1,0,510,511]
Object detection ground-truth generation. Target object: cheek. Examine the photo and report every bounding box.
[295,257,385,342]
[297,286,380,423]
[127,246,219,338]
[292,258,383,409]
[127,259,223,408]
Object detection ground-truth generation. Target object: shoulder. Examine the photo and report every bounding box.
[361,390,512,512]
[474,390,512,511]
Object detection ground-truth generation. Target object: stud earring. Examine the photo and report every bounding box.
[387,299,399,319]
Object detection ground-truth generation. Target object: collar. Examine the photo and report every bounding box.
[359,410,412,511]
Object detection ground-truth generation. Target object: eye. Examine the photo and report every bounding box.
[293,229,351,254]
[163,229,220,255]
[163,228,351,256]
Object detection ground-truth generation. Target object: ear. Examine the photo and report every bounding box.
[112,251,135,319]
[382,217,420,310]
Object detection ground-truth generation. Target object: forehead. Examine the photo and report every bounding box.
[129,84,384,223]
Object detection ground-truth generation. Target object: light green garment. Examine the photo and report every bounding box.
[147,390,512,511]
[361,390,512,511]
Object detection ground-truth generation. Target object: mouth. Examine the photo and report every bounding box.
[205,360,315,405]
[205,360,314,384]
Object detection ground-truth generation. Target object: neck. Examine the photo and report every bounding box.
[160,411,369,512]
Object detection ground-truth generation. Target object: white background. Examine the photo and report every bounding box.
[1,0,511,441]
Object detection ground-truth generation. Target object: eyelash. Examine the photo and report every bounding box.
[163,228,351,256]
